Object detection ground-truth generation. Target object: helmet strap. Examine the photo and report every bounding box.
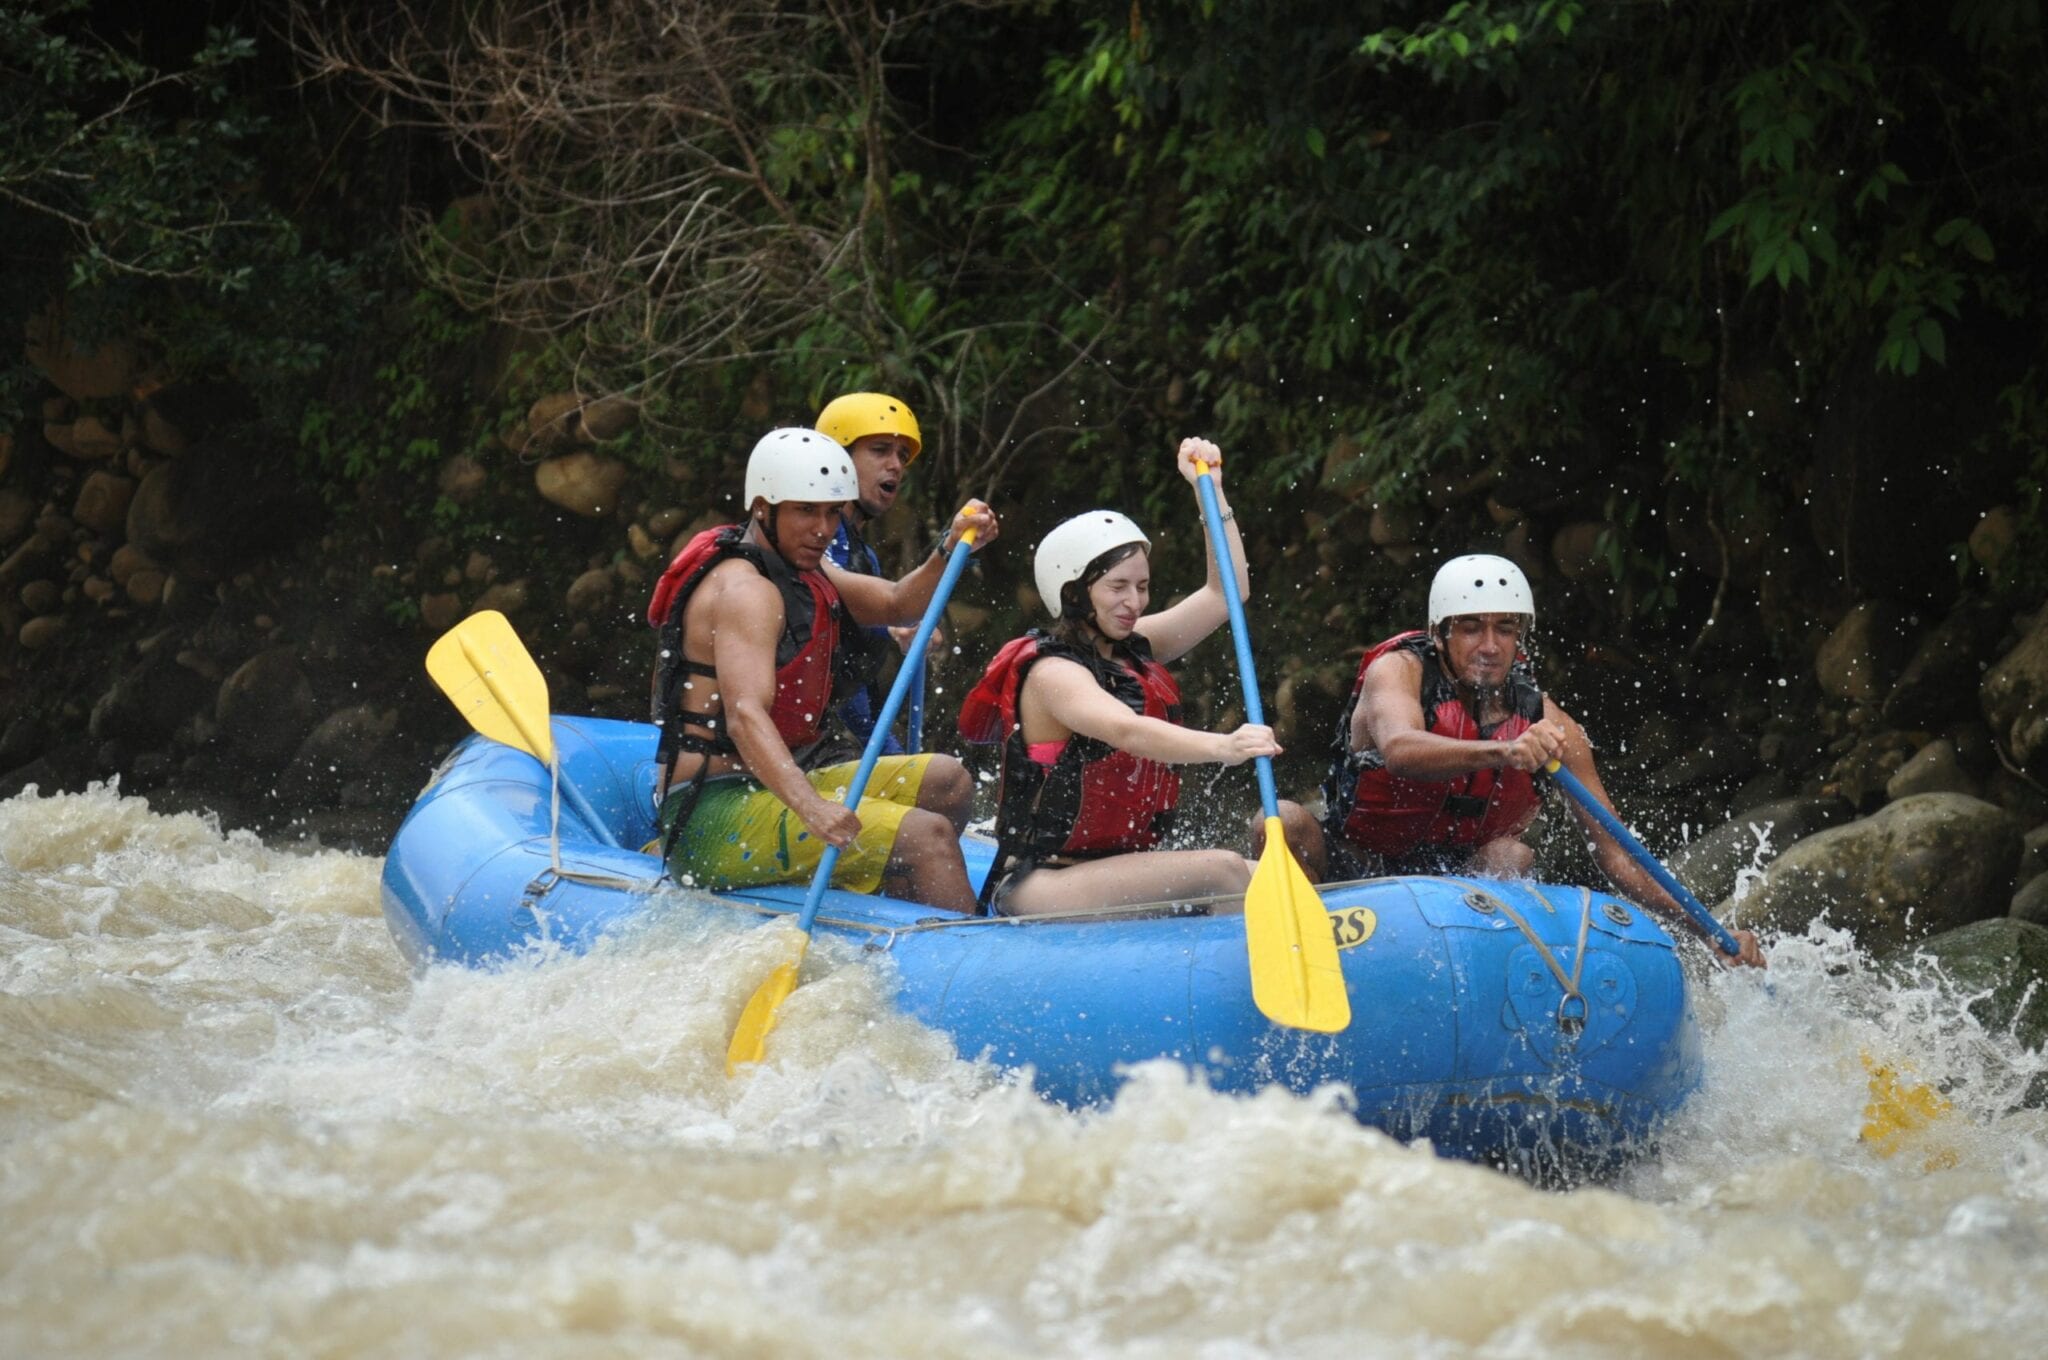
[753,501,783,556]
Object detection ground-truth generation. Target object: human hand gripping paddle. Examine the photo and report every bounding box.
[1192,460,1350,1034]
[725,505,988,1074]
[426,609,620,849]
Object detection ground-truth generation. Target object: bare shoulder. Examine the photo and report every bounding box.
[1363,646,1422,690]
[1023,654,1096,694]
[698,559,785,629]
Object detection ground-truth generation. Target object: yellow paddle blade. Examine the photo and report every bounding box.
[1245,817,1351,1033]
[726,936,809,1075]
[425,610,554,765]
[1860,1051,1958,1169]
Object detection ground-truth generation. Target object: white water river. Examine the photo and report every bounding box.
[4,782,2046,1358]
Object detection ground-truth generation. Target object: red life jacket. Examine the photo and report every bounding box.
[1322,630,1545,856]
[959,631,1183,892]
[647,525,845,766]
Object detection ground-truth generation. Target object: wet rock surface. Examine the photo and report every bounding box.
[1727,793,2024,952]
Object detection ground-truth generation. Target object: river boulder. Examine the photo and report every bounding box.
[534,452,629,518]
[1899,919,2048,1093]
[1885,738,1981,801]
[1667,793,1855,907]
[1816,601,1910,704]
[1727,792,2024,951]
[1983,609,2048,776]
[2023,824,2048,883]
[2013,873,2048,927]
[88,651,213,749]
[1884,596,2004,727]
[215,648,318,763]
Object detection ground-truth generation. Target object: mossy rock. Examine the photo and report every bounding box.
[1895,917,2048,1052]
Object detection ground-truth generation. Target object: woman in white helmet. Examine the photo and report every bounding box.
[957,437,1280,915]
[647,427,998,913]
[1283,553,1764,967]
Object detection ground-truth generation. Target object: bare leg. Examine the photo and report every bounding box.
[879,808,979,913]
[1471,836,1534,877]
[1251,800,1329,882]
[913,755,975,834]
[998,848,1254,918]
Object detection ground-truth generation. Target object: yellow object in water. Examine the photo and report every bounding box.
[1860,1052,1958,1170]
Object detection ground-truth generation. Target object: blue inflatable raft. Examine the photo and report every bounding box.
[380,716,1703,1167]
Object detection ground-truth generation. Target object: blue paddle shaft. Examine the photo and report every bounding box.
[796,534,976,932]
[905,657,927,754]
[1193,472,1279,817]
[1547,761,1743,957]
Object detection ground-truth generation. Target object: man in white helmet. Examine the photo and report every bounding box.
[815,391,927,755]
[645,427,997,912]
[1274,553,1765,967]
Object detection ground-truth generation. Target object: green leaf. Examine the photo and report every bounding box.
[1783,240,1810,284]
[1917,316,1947,365]
[1748,240,1780,287]
[1305,127,1327,159]
[1705,204,1747,243]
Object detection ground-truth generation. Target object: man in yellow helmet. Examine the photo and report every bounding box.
[816,392,930,754]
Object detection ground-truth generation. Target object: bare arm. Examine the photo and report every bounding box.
[1550,703,1765,966]
[826,500,998,628]
[1358,653,1566,778]
[1136,438,1250,663]
[709,571,858,846]
[1024,657,1278,766]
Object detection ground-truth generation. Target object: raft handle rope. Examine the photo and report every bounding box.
[1463,882,1596,1043]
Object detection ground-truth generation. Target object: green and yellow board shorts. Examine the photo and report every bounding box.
[659,755,936,894]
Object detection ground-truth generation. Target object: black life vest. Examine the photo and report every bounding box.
[959,631,1183,896]
[646,525,847,774]
[1322,630,1545,856]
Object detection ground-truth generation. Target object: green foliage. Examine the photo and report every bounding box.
[0,1,372,442]
[866,0,2048,622]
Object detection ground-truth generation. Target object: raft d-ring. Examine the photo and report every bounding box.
[520,867,563,907]
[1555,992,1588,1040]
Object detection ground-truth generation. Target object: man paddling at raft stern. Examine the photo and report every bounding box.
[645,427,997,913]
[959,437,1284,916]
[1268,553,1766,968]
[814,391,932,757]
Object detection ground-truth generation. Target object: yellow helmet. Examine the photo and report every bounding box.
[815,392,922,463]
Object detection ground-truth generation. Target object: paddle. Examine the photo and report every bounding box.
[426,609,620,848]
[725,515,982,1073]
[1544,757,1952,1150]
[1191,461,1350,1034]
[905,656,927,753]
[1542,759,1741,957]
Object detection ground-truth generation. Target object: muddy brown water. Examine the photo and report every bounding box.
[3,783,2046,1357]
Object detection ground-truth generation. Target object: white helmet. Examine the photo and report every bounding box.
[1034,510,1150,619]
[744,427,857,507]
[1428,554,1535,632]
